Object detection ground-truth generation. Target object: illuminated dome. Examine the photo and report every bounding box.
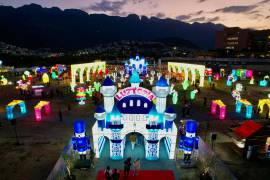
[102,76,114,86]
[156,76,168,87]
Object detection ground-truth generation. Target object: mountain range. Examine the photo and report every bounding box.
[0,4,224,51]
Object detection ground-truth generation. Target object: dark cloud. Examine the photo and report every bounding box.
[82,0,127,12]
[207,16,220,22]
[189,17,206,22]
[197,0,207,3]
[215,5,257,13]
[175,15,192,21]
[193,10,204,16]
[155,12,166,18]
[266,16,270,19]
[82,0,152,15]
[257,0,270,5]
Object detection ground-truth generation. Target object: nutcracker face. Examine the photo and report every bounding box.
[185,132,196,138]
[75,132,85,138]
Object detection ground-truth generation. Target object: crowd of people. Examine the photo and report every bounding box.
[104,157,141,180]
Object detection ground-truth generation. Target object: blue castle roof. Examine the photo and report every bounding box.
[149,106,158,116]
[95,106,105,113]
[129,70,141,83]
[111,106,121,117]
[165,106,175,114]
[156,76,168,87]
[102,76,114,86]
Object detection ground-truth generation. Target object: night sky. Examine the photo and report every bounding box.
[0,0,269,29]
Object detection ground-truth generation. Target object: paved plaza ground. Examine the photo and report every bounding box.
[1,70,270,180]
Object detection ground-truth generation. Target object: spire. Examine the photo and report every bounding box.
[129,70,141,84]
[156,76,169,87]
[102,76,114,86]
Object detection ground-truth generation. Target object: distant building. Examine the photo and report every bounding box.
[215,28,270,57]
[249,30,270,53]
[215,27,249,51]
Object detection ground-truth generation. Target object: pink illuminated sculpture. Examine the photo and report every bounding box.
[34,101,51,121]
[246,70,253,78]
[211,100,226,120]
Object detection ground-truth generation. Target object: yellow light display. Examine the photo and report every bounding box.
[258,99,270,117]
[42,73,50,84]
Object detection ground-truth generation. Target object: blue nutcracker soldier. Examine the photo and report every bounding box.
[179,120,199,164]
[72,120,91,160]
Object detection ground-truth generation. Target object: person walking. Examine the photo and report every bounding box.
[124,157,132,177]
[133,158,141,176]
[111,169,120,180]
[104,166,112,180]
[58,109,63,122]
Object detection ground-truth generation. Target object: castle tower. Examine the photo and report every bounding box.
[94,106,106,131]
[100,77,117,113]
[129,70,141,87]
[153,76,170,113]
[164,106,176,132]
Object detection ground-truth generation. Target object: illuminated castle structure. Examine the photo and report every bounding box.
[92,72,177,160]
[125,54,148,75]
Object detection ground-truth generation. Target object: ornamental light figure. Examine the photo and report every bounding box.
[179,120,199,165]
[172,91,178,105]
[72,121,91,160]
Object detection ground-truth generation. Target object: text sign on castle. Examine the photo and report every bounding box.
[115,87,156,101]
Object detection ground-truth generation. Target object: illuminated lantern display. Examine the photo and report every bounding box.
[235,99,253,119]
[94,81,101,92]
[259,80,268,87]
[211,100,226,120]
[70,62,106,91]
[42,73,50,84]
[92,76,177,160]
[220,68,225,77]
[72,120,91,160]
[172,91,178,105]
[125,54,148,75]
[213,73,220,80]
[250,77,255,85]
[190,90,198,100]
[236,83,243,92]
[179,120,199,164]
[51,71,58,79]
[129,70,141,87]
[226,75,236,86]
[6,100,27,120]
[168,62,205,87]
[257,99,270,117]
[246,70,253,78]
[182,80,189,90]
[0,75,8,85]
[205,68,212,76]
[34,101,51,121]
[86,86,93,97]
[76,87,86,105]
[232,90,241,101]
[32,85,45,97]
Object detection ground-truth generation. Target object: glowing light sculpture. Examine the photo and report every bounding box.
[179,120,199,164]
[125,54,148,75]
[76,87,86,105]
[6,100,27,120]
[172,91,178,104]
[236,99,253,119]
[211,100,226,120]
[70,62,106,91]
[168,62,205,87]
[72,120,91,159]
[190,90,198,100]
[260,80,268,87]
[258,99,270,117]
[182,80,189,90]
[42,73,50,84]
[34,101,50,121]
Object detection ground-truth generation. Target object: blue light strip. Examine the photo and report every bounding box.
[98,136,106,154]
[164,137,171,156]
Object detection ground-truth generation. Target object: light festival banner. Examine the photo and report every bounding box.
[115,87,156,101]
